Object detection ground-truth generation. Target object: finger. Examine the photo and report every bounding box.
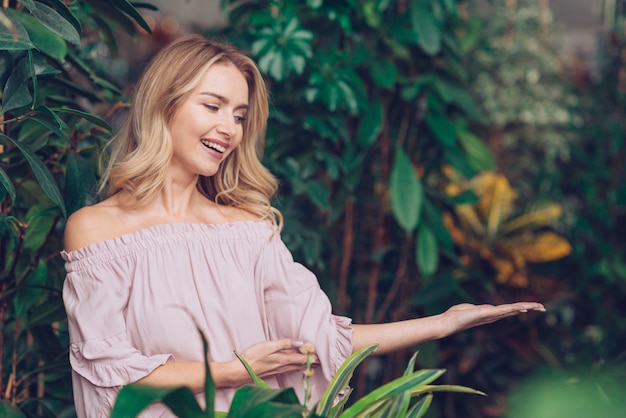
[271,338,305,352]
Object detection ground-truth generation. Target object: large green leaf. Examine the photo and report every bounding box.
[23,206,56,250]
[370,59,398,89]
[0,11,34,50]
[31,0,80,45]
[425,110,456,147]
[316,344,378,415]
[341,369,446,418]
[1,57,33,114]
[111,385,204,418]
[410,0,442,55]
[457,129,495,171]
[35,0,82,36]
[416,224,439,276]
[390,147,423,232]
[1,133,66,218]
[228,386,304,418]
[10,9,67,61]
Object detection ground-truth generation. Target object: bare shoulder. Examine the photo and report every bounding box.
[219,205,261,223]
[63,198,125,252]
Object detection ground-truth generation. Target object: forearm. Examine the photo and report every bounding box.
[351,314,449,355]
[137,361,251,390]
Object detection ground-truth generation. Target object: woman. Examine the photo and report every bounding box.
[62,35,545,418]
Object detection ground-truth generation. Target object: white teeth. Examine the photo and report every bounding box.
[201,140,226,153]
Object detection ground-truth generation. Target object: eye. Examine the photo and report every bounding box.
[234,114,247,123]
[203,104,219,112]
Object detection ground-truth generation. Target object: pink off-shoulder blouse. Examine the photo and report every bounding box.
[62,220,353,418]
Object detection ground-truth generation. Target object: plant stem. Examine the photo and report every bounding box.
[375,233,412,323]
[337,197,354,312]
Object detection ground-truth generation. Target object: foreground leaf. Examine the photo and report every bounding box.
[111,385,204,418]
[316,344,378,416]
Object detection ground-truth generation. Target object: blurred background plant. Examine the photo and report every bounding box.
[2,0,626,417]
[1,1,155,416]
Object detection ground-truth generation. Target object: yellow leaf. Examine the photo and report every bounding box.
[508,232,572,263]
[501,203,563,235]
[455,205,485,237]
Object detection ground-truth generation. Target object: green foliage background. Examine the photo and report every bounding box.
[1,0,625,417]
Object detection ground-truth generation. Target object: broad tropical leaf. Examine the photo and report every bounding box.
[390,147,423,232]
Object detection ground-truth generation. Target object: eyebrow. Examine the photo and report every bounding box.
[199,92,249,110]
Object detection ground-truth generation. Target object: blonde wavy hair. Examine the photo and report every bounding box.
[99,34,282,228]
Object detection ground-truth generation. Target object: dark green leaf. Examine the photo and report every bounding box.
[370,59,397,89]
[1,56,32,114]
[1,133,66,218]
[199,330,215,418]
[64,153,87,216]
[111,385,202,418]
[411,0,442,55]
[228,386,303,418]
[457,129,495,171]
[25,299,66,327]
[306,180,330,210]
[23,207,56,250]
[108,0,153,33]
[416,224,439,276]
[31,51,60,76]
[29,105,70,143]
[390,147,423,232]
[423,198,454,251]
[425,110,456,147]
[0,400,27,418]
[307,0,323,9]
[0,166,16,202]
[31,1,80,45]
[15,260,48,316]
[10,9,68,61]
[35,0,83,36]
[357,99,383,147]
[0,51,16,86]
[0,11,34,50]
[433,78,485,122]
[132,2,159,11]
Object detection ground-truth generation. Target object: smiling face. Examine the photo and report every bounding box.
[168,62,249,180]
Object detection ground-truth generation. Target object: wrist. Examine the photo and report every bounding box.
[210,359,250,388]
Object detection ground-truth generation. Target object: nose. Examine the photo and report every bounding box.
[216,113,237,138]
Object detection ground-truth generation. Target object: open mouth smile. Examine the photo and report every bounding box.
[201,139,227,153]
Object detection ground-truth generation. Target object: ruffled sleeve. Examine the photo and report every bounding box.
[255,234,353,404]
[62,245,172,417]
